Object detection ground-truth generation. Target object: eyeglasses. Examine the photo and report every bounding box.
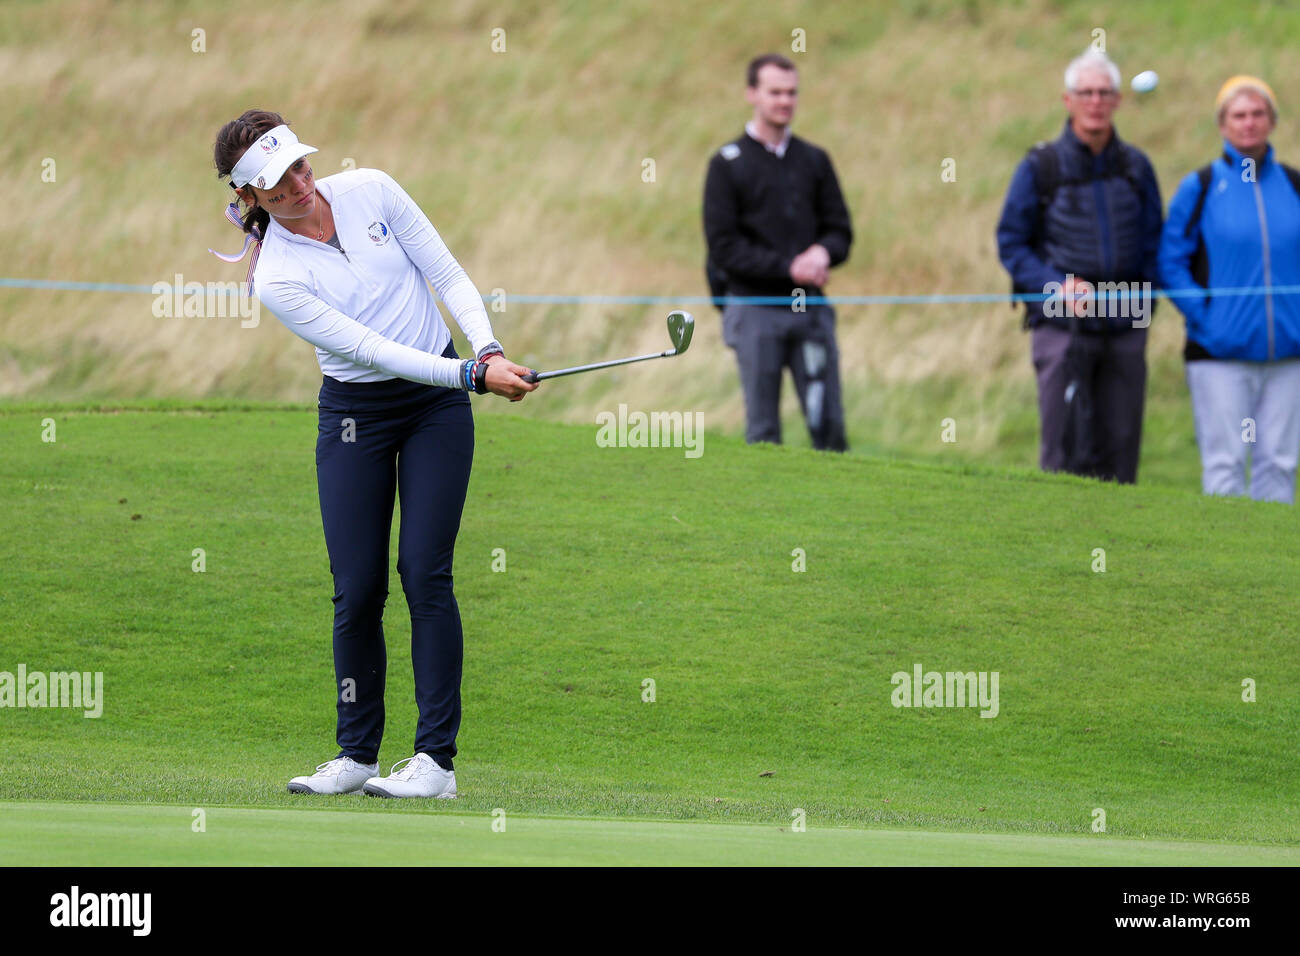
[1071,88,1118,100]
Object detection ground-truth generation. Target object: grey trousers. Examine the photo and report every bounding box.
[722,303,848,451]
[1030,323,1147,483]
[1185,358,1300,503]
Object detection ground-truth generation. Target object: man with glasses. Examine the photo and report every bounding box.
[996,50,1163,484]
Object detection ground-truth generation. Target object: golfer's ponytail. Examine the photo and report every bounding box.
[213,109,288,238]
[210,110,295,282]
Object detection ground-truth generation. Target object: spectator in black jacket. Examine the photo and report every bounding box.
[996,49,1162,484]
[703,53,853,451]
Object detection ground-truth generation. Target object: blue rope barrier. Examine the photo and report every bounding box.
[4,276,1300,306]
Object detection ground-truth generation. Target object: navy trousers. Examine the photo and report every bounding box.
[315,345,473,772]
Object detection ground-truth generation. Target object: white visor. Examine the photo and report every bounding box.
[230,124,318,189]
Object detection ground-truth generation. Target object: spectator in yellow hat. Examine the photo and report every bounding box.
[1159,76,1300,503]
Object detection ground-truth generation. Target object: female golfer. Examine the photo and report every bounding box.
[212,110,536,798]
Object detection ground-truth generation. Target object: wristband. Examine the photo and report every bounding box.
[461,360,476,391]
[473,361,490,394]
[476,341,505,363]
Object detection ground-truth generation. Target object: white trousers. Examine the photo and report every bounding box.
[1185,359,1300,504]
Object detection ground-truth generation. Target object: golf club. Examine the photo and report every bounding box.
[520,310,694,382]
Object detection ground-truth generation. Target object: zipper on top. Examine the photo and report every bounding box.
[1251,175,1275,360]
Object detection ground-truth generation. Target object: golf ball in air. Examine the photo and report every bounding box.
[1131,70,1159,94]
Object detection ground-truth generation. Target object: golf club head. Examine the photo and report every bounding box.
[667,310,694,356]
[518,310,694,384]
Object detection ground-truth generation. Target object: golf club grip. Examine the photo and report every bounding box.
[522,371,540,383]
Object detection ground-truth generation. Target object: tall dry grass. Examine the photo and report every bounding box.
[2,0,1297,472]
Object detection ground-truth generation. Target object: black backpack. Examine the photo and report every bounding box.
[1028,139,1144,217]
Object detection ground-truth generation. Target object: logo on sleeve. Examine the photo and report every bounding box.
[720,144,741,161]
[368,221,390,245]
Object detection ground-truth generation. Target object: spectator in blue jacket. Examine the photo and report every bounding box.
[997,50,1162,484]
[1159,76,1300,504]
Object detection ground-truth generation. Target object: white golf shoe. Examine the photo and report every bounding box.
[287,756,378,795]
[362,753,457,799]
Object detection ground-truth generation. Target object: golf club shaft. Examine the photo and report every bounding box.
[523,348,677,382]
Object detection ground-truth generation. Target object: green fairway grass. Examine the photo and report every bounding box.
[1,802,1294,866]
[2,406,1298,863]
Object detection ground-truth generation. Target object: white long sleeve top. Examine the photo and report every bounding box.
[253,168,498,388]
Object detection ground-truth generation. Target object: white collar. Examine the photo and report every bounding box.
[745,121,792,158]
